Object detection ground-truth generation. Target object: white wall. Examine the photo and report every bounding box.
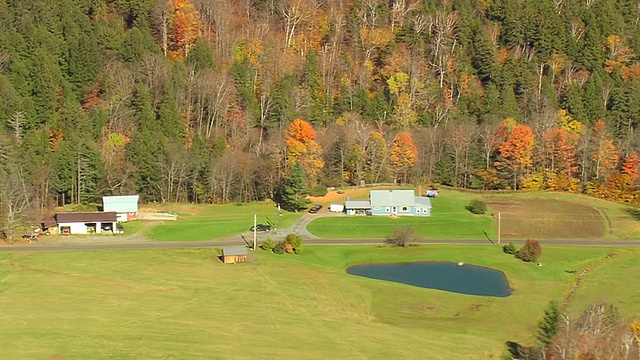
[58,222,116,234]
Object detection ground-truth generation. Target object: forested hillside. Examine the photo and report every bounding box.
[1,0,640,219]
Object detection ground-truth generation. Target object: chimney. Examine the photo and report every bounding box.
[418,185,422,196]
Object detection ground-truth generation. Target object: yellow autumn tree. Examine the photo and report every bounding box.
[388,131,418,184]
[285,119,324,184]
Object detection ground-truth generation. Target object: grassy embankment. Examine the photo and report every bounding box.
[2,245,640,359]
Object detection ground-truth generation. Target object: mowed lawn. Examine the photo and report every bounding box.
[2,245,640,359]
[144,202,300,241]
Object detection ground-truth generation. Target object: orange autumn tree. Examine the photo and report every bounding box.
[285,119,324,184]
[169,0,200,59]
[495,124,535,190]
[599,151,640,202]
[622,151,640,178]
[591,120,619,181]
[388,131,418,184]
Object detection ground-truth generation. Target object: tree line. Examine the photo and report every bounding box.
[2,0,640,226]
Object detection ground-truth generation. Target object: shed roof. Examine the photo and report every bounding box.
[42,216,57,228]
[223,246,248,256]
[370,190,416,207]
[345,200,371,209]
[55,212,118,223]
[103,195,139,213]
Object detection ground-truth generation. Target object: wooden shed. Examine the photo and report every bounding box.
[222,246,248,264]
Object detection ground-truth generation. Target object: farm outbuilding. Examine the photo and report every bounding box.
[222,246,248,264]
[54,212,118,235]
[103,195,139,222]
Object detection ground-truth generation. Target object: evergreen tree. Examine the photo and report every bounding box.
[537,300,560,346]
[187,38,214,71]
[583,74,607,125]
[279,162,310,212]
[562,82,587,122]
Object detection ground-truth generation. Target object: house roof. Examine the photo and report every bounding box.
[55,212,118,224]
[345,200,371,209]
[103,195,139,213]
[370,190,416,207]
[414,196,432,208]
[223,246,248,256]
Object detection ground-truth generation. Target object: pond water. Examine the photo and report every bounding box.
[347,262,512,297]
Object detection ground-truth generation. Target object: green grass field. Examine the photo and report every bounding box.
[2,245,640,359]
[144,202,300,241]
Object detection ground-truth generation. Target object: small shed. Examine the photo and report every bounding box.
[222,246,248,264]
[103,195,139,222]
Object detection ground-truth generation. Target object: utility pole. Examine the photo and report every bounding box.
[497,212,501,245]
[253,214,257,250]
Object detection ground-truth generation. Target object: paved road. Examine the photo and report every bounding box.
[3,211,640,252]
[2,237,640,253]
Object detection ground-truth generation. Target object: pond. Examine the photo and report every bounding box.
[347,262,512,297]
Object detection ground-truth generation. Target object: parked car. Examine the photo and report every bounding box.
[308,204,323,213]
[250,224,271,232]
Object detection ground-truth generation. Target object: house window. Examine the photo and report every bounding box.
[402,206,408,212]
[416,208,421,213]
[385,207,390,212]
[423,208,429,213]
[374,206,381,210]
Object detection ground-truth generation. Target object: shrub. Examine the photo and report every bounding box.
[517,239,542,262]
[261,238,275,252]
[308,184,328,197]
[466,200,487,214]
[273,240,286,254]
[284,242,294,253]
[503,241,517,255]
[285,233,302,253]
[387,227,414,247]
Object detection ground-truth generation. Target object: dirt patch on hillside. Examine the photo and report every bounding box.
[139,203,205,216]
[486,198,604,239]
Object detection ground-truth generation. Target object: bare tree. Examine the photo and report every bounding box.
[6,111,26,143]
[0,134,31,241]
[157,142,192,203]
[428,12,458,88]
[545,302,640,360]
[152,0,171,57]
[282,0,310,53]
[390,0,419,33]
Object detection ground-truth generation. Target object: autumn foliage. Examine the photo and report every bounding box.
[495,124,535,190]
[169,0,200,59]
[285,119,324,184]
[388,131,418,184]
